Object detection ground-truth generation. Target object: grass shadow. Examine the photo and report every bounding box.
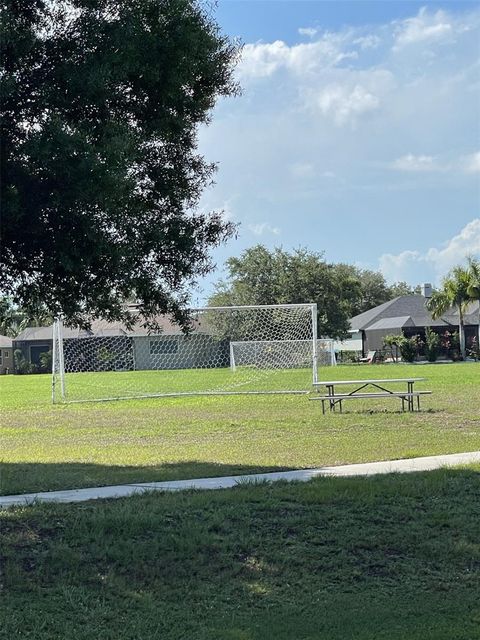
[0,460,298,496]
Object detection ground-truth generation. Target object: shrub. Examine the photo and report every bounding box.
[425,328,440,362]
[440,330,461,360]
[337,350,361,363]
[383,335,403,362]
[399,336,418,363]
[14,349,36,374]
[467,337,480,361]
[39,350,52,373]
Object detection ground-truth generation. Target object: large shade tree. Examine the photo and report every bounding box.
[1,0,238,328]
[209,246,361,339]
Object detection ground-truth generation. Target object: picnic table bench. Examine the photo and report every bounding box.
[311,378,432,414]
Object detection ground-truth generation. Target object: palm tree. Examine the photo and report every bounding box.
[426,265,472,359]
[466,256,480,346]
[0,298,25,337]
[0,297,53,337]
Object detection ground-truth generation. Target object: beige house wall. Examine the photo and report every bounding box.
[0,347,14,374]
[364,328,403,352]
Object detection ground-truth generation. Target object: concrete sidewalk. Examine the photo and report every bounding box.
[1,451,479,509]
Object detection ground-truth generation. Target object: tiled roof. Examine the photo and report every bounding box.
[350,296,479,331]
[13,313,208,342]
[366,316,415,331]
[14,326,95,341]
[349,298,401,331]
[0,335,13,348]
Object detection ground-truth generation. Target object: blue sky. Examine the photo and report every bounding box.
[195,1,480,302]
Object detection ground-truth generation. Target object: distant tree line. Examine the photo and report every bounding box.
[208,245,421,339]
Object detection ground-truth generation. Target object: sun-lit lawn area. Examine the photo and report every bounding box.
[2,468,480,640]
[0,362,479,496]
[1,363,479,639]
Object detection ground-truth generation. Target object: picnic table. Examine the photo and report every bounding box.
[311,377,431,414]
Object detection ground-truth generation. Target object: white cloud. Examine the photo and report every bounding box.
[463,151,480,174]
[247,222,281,236]
[236,34,394,127]
[391,151,480,174]
[298,27,317,38]
[394,8,453,49]
[302,68,395,127]
[237,36,358,80]
[353,35,381,50]
[313,83,379,126]
[379,219,480,284]
[290,162,315,179]
[391,154,440,172]
[237,40,287,79]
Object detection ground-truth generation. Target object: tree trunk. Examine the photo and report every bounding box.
[478,304,480,347]
[459,307,466,359]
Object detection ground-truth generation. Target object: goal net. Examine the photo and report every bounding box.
[230,339,335,371]
[52,304,320,403]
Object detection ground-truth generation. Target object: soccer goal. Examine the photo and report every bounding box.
[52,303,321,403]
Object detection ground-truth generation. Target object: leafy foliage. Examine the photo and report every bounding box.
[424,328,440,362]
[13,349,36,374]
[210,246,421,338]
[426,259,480,359]
[467,336,480,361]
[398,336,419,363]
[39,349,53,373]
[209,246,358,338]
[466,257,480,301]
[383,334,422,363]
[1,0,238,328]
[0,297,53,337]
[382,334,403,362]
[466,256,480,346]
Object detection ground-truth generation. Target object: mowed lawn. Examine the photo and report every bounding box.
[1,363,479,495]
[1,365,480,639]
[2,469,480,639]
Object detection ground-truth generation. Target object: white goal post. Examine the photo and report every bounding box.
[52,303,328,403]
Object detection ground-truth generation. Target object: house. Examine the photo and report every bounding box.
[12,313,230,373]
[13,325,91,371]
[0,335,14,374]
[349,287,480,356]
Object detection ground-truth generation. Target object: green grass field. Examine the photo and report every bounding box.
[1,362,480,639]
[52,365,314,402]
[1,362,479,495]
[2,469,480,639]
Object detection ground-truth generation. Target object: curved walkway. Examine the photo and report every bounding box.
[1,451,479,509]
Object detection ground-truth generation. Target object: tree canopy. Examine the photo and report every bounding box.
[1,0,238,328]
[208,245,417,339]
[330,265,419,318]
